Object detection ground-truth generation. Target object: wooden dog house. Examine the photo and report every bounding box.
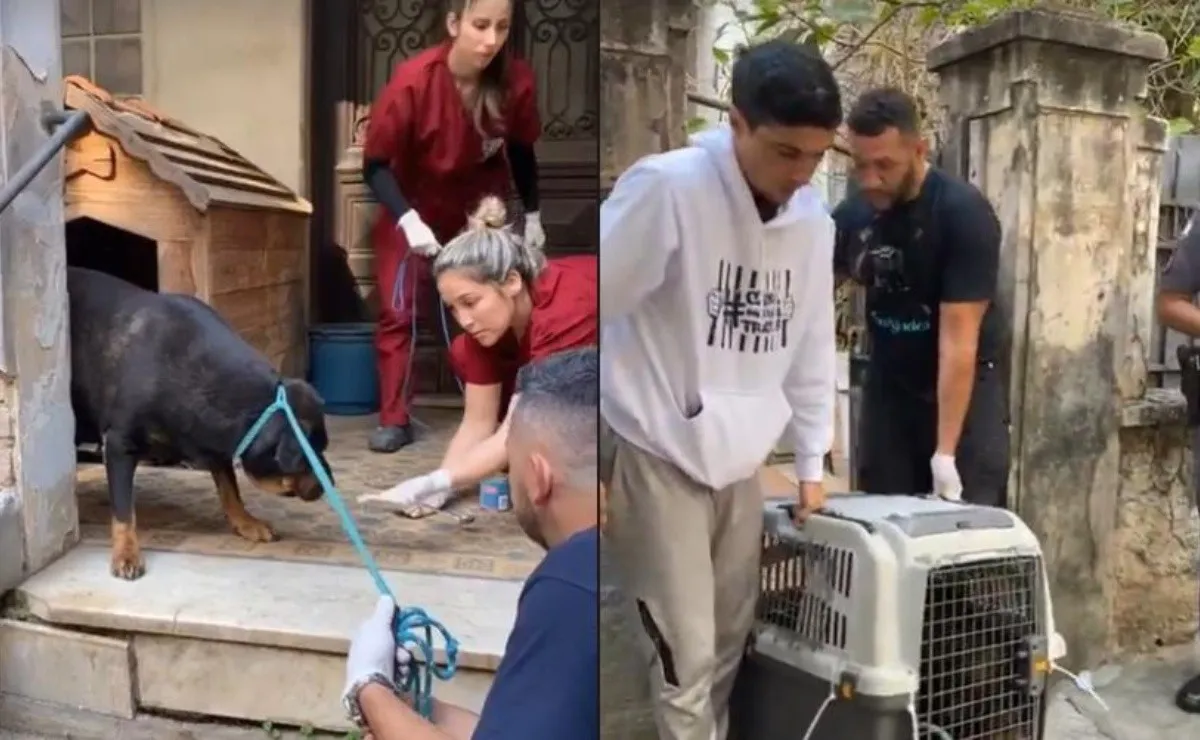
[62,77,312,376]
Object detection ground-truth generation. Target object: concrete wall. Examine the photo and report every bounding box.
[0,0,80,592]
[1114,395,1199,654]
[928,9,1189,668]
[141,0,308,196]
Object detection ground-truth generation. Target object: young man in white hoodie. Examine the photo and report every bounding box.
[599,40,842,740]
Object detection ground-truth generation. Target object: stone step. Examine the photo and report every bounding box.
[3,544,520,732]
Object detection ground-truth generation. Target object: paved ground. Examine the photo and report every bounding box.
[1044,644,1200,739]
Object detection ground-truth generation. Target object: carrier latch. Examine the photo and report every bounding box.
[1011,634,1051,697]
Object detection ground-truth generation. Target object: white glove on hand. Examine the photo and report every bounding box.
[342,595,412,711]
[359,469,454,511]
[523,211,545,250]
[930,453,963,501]
[397,210,441,256]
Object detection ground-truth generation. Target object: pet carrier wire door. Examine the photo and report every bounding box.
[729,494,1066,740]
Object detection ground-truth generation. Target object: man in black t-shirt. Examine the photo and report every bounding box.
[833,88,1010,507]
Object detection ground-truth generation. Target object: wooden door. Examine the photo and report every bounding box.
[309,0,599,401]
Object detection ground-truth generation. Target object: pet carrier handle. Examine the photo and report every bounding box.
[767,498,877,535]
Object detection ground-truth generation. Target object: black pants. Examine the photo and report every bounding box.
[856,365,1010,508]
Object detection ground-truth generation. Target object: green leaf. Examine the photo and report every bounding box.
[1168,117,1195,136]
[755,12,782,36]
[686,116,712,134]
[1186,35,1200,61]
[713,46,730,65]
[916,6,942,27]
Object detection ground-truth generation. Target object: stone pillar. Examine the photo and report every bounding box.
[928,9,1167,668]
[599,0,695,192]
[599,1,694,736]
[0,0,79,591]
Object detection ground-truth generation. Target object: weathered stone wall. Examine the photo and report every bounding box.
[0,0,80,592]
[599,0,694,191]
[929,9,1169,669]
[1113,392,1200,654]
[599,0,694,737]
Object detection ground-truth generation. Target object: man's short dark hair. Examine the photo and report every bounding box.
[847,87,921,137]
[729,40,842,131]
[515,346,598,405]
[512,347,598,490]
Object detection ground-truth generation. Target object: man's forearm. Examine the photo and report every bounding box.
[359,684,454,740]
[1158,295,1200,337]
[936,349,976,454]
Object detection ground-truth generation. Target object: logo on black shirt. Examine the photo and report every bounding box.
[705,260,795,353]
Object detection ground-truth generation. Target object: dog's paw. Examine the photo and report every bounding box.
[230,516,278,543]
[110,549,146,580]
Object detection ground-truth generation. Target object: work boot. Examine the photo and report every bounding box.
[368,424,414,453]
[1176,673,1200,713]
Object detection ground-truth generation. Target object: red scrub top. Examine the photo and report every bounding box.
[363,42,541,241]
[449,255,598,411]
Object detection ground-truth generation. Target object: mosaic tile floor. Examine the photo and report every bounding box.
[75,410,542,581]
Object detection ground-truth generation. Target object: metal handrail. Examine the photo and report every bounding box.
[0,109,91,215]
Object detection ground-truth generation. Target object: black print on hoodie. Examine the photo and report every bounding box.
[706,260,795,353]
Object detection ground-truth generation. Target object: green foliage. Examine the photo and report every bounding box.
[705,0,1200,129]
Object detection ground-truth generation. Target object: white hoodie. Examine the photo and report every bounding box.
[599,126,836,490]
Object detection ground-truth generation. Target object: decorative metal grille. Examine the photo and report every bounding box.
[358,0,444,102]
[520,0,598,141]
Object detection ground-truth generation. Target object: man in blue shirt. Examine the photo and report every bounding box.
[341,347,600,739]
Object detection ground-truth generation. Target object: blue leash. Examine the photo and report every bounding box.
[234,386,460,718]
[392,251,465,396]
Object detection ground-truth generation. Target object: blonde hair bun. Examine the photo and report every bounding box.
[469,196,508,230]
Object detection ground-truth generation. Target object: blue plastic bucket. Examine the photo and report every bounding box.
[308,323,380,416]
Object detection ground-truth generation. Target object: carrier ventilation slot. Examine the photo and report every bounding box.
[918,555,1045,740]
[757,535,854,650]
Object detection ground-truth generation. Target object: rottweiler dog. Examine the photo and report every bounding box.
[68,267,332,580]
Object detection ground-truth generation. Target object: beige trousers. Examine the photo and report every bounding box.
[601,421,764,740]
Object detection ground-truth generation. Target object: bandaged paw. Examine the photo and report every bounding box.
[359,469,453,510]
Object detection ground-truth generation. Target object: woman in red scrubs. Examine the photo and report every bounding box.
[359,197,597,517]
[362,0,543,453]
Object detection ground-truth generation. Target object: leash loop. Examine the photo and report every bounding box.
[234,386,460,718]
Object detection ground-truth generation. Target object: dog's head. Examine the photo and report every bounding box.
[241,378,332,502]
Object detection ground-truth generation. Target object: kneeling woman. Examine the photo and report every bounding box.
[361,196,596,516]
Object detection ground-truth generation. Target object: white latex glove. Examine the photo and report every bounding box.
[359,469,454,510]
[342,595,413,710]
[523,211,545,250]
[930,453,963,501]
[397,210,441,256]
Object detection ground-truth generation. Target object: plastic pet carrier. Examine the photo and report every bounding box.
[730,494,1065,740]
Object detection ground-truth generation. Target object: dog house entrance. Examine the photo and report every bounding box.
[66,217,158,293]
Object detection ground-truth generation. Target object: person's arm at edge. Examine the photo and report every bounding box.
[783,217,837,484]
[1157,216,1200,336]
[600,159,678,321]
[935,192,999,455]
